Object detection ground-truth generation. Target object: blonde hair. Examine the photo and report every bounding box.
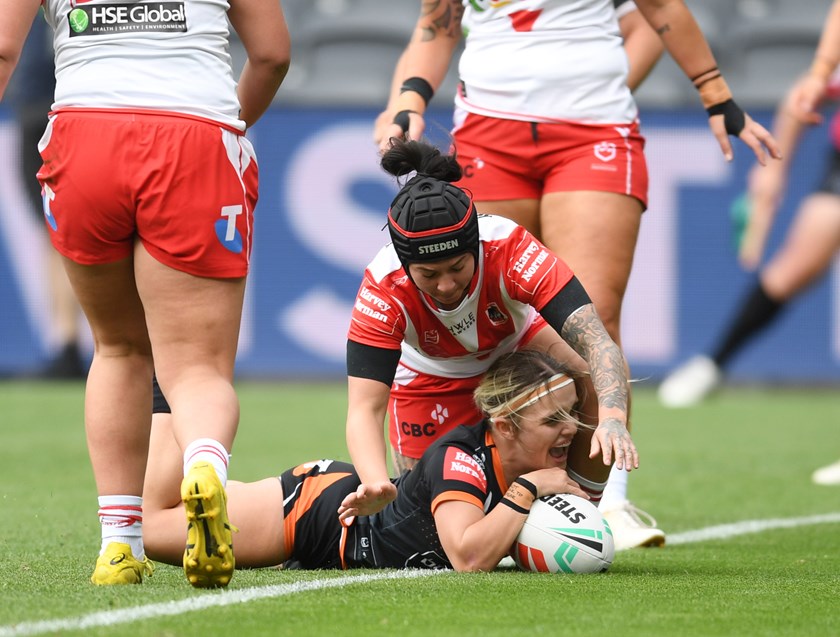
[473,350,588,431]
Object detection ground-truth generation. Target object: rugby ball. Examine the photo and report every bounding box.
[512,494,614,574]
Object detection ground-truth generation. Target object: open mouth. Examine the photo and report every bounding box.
[549,443,570,460]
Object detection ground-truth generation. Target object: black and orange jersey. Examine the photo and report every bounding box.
[280,421,509,570]
[355,420,508,569]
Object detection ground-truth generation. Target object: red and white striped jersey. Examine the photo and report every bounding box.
[348,214,575,379]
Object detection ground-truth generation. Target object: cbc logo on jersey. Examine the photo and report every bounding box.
[400,404,448,438]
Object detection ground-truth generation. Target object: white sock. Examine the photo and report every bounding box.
[98,495,144,558]
[183,438,229,485]
[598,465,629,511]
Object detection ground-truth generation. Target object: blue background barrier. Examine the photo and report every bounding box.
[0,106,837,382]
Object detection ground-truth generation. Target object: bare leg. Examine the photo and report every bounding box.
[62,255,154,497]
[760,193,840,300]
[143,412,287,568]
[134,243,244,454]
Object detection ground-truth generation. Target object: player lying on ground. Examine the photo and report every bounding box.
[140,350,626,572]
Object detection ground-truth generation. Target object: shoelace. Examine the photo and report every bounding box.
[618,502,659,529]
[141,558,155,578]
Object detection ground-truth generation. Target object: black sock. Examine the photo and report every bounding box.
[711,281,784,368]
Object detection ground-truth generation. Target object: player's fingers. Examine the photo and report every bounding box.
[599,431,613,466]
[589,431,602,460]
[378,124,405,153]
[716,132,734,162]
[741,131,768,166]
[408,118,426,142]
[752,124,782,161]
[624,438,639,470]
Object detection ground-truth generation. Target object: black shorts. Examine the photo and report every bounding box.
[280,460,361,569]
[817,148,840,196]
[152,375,170,414]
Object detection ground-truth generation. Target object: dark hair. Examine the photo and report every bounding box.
[382,139,479,272]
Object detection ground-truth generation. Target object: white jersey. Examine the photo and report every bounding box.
[41,0,243,130]
[457,0,638,125]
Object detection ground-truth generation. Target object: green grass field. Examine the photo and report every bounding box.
[1,380,839,637]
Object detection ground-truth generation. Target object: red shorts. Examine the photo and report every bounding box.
[452,112,648,208]
[37,109,258,278]
[389,316,546,459]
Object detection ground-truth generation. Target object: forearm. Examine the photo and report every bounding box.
[810,0,840,81]
[387,1,462,116]
[346,414,391,484]
[447,507,527,572]
[439,480,539,572]
[769,98,808,173]
[237,59,289,128]
[560,305,629,426]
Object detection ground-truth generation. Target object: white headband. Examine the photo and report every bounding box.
[487,373,574,418]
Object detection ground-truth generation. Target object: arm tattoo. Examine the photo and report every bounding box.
[561,304,628,413]
[420,0,464,41]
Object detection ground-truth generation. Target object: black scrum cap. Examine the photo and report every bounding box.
[387,175,479,271]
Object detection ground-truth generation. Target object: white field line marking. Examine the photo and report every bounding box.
[2,513,839,636]
[0,570,440,637]
[667,512,840,545]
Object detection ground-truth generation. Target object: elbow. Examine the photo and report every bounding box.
[451,556,500,573]
[249,45,291,78]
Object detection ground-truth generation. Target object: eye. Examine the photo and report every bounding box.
[545,412,568,426]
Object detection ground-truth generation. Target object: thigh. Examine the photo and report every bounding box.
[539,190,642,343]
[762,193,840,298]
[475,198,542,239]
[62,255,150,351]
[134,242,245,381]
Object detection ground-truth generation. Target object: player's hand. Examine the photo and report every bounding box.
[337,480,397,522]
[708,108,781,165]
[522,468,589,500]
[589,417,638,471]
[785,74,828,125]
[375,110,427,154]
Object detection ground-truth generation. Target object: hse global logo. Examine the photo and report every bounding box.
[67,2,187,36]
[68,8,89,33]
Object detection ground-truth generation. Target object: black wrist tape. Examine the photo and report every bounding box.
[500,497,530,515]
[694,72,722,90]
[514,477,538,499]
[691,66,719,83]
[400,76,434,105]
[706,98,746,137]
[505,480,537,510]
